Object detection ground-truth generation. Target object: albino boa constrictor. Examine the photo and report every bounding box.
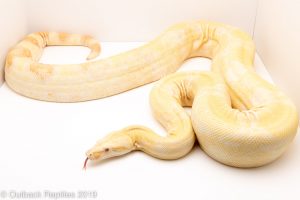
[5,21,299,168]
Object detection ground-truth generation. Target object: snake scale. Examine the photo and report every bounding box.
[5,21,299,168]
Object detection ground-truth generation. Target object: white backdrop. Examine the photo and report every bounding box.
[0,0,27,86]
[27,0,257,40]
[254,0,300,112]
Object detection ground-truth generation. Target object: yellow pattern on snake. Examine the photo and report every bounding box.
[5,21,299,168]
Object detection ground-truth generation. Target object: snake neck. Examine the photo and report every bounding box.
[122,123,195,160]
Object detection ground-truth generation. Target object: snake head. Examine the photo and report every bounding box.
[84,131,135,168]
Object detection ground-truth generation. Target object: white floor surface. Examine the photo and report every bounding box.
[0,43,299,200]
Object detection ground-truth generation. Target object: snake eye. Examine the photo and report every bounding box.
[104,148,109,152]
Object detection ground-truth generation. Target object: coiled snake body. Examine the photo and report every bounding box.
[5,21,299,168]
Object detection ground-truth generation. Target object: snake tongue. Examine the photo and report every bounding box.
[83,157,89,170]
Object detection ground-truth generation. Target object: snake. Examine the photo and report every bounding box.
[5,21,299,168]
